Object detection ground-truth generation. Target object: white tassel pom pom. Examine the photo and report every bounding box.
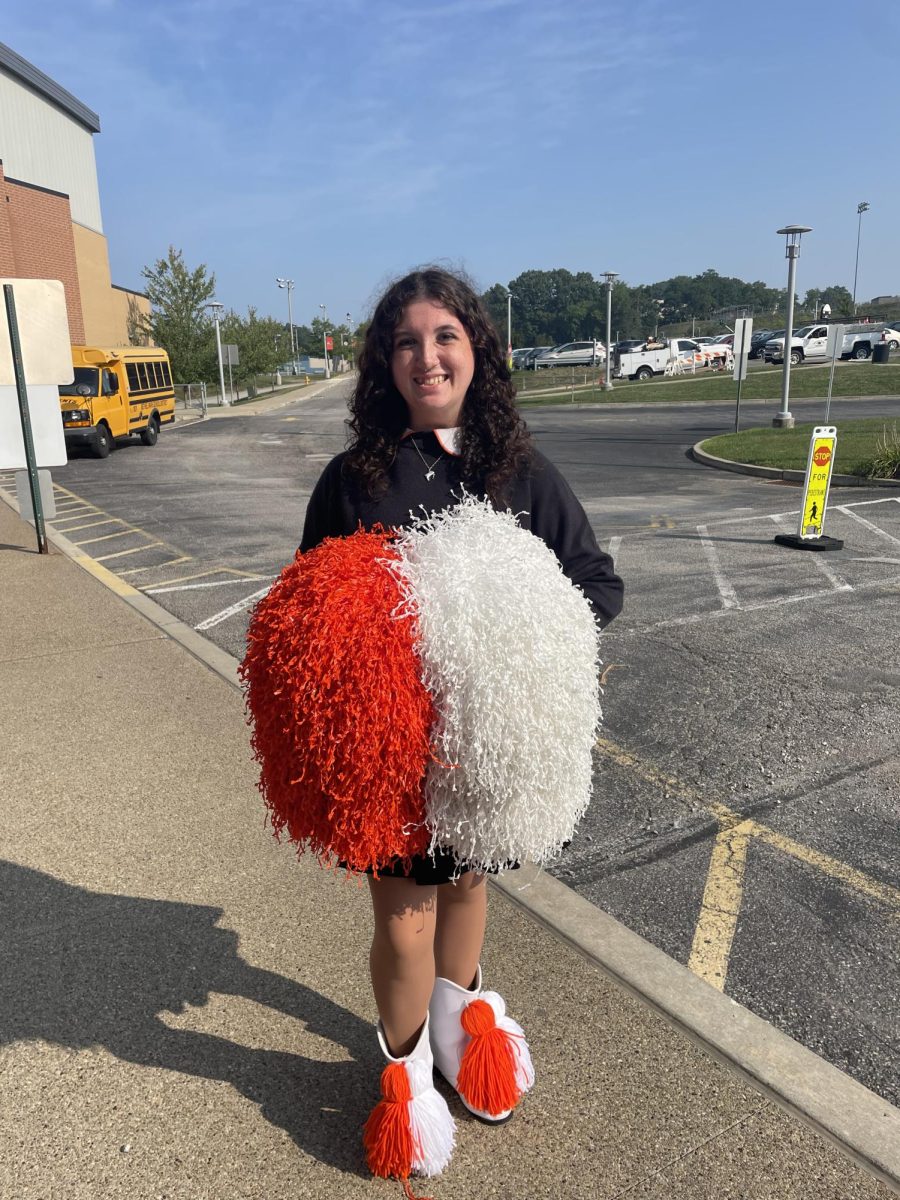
[390,495,602,873]
[404,1057,456,1176]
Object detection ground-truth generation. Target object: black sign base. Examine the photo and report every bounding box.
[774,533,844,552]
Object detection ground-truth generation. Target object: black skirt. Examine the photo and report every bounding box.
[351,847,521,886]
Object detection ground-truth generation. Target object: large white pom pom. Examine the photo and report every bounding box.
[389,495,602,872]
[404,1058,456,1176]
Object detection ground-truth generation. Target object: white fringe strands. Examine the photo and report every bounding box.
[405,1058,457,1176]
[388,495,602,873]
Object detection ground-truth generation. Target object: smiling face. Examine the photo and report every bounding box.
[390,299,476,430]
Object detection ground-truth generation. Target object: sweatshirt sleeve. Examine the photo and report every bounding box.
[527,453,624,627]
[299,455,351,553]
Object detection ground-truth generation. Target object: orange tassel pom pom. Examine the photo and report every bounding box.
[240,529,434,874]
[363,1062,415,1179]
[456,999,523,1116]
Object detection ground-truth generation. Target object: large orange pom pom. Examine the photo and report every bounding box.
[240,529,434,873]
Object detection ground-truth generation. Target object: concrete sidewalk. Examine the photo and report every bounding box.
[173,374,349,426]
[1,494,898,1200]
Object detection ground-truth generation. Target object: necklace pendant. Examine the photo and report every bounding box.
[425,469,435,481]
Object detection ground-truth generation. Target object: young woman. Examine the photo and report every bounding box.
[298,266,623,1188]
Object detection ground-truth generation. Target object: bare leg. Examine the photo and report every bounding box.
[368,875,437,1057]
[434,871,487,988]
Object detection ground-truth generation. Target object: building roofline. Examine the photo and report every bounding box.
[0,41,100,133]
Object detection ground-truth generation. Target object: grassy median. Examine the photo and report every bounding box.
[700,419,900,478]
[516,360,900,406]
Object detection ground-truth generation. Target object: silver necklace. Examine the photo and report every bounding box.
[411,439,444,481]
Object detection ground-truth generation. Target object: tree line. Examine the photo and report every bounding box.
[481,269,856,347]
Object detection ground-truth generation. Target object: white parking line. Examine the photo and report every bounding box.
[696,524,739,609]
[195,585,272,631]
[769,514,852,592]
[835,505,900,548]
[607,535,622,561]
[147,576,270,594]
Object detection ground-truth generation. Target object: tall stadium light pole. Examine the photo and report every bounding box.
[852,201,869,316]
[601,271,618,391]
[206,301,228,407]
[345,312,353,370]
[319,304,331,378]
[774,225,812,429]
[276,277,296,374]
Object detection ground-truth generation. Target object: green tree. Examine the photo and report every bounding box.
[140,246,217,383]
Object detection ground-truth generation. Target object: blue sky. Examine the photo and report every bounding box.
[7,0,899,325]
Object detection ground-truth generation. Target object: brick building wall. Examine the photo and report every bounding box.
[0,160,85,343]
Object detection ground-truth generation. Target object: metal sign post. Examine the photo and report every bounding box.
[823,324,846,424]
[774,425,843,551]
[223,343,239,404]
[732,317,753,432]
[3,284,48,553]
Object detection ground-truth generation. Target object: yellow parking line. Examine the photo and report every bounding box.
[72,529,140,546]
[118,556,191,576]
[55,517,123,533]
[688,819,753,989]
[594,737,900,992]
[143,566,261,588]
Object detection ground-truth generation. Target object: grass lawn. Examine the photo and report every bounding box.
[699,418,900,476]
[516,360,900,407]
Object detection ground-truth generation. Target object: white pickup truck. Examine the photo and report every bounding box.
[764,323,900,365]
[613,338,729,380]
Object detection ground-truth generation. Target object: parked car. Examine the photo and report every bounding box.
[534,340,606,367]
[748,329,776,359]
[511,347,536,369]
[521,346,552,369]
[692,336,717,345]
[710,333,734,346]
[881,326,900,350]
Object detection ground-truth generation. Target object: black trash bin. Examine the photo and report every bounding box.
[873,342,891,363]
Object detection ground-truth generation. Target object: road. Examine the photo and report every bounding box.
[7,383,898,1105]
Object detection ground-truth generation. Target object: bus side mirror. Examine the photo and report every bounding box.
[108,373,119,393]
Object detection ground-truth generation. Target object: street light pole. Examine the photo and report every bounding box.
[774,225,812,429]
[601,271,618,391]
[276,278,296,374]
[852,201,869,316]
[207,301,227,407]
[319,304,331,378]
[506,289,513,369]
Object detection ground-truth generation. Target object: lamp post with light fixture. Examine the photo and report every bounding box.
[852,201,869,316]
[601,271,618,390]
[275,277,296,374]
[206,301,228,407]
[774,224,812,429]
[319,304,331,378]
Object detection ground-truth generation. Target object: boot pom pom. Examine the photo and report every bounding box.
[363,1062,415,1180]
[457,997,527,1116]
[406,1059,456,1176]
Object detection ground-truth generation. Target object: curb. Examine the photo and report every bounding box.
[691,442,900,488]
[4,488,899,1194]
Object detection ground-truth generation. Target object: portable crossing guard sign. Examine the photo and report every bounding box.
[774,426,843,551]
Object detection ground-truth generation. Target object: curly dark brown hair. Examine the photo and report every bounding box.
[345,266,532,503]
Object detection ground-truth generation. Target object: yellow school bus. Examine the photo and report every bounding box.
[58,346,176,458]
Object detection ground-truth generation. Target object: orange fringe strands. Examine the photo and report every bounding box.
[240,529,434,874]
[456,998,526,1117]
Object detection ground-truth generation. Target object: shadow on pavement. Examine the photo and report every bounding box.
[0,860,373,1178]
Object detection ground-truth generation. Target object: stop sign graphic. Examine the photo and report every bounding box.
[813,445,831,467]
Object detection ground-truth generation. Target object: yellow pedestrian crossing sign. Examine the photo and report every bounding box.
[799,428,836,538]
[774,425,844,552]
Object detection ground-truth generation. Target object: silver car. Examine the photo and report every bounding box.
[534,340,606,368]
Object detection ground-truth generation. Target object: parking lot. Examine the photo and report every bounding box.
[5,385,898,1105]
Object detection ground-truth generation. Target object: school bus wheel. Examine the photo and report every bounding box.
[140,415,160,447]
[93,423,114,459]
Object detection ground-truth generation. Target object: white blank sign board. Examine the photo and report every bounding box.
[0,279,73,385]
[0,279,71,469]
[0,384,68,468]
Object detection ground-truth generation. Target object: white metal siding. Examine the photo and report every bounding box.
[0,70,103,232]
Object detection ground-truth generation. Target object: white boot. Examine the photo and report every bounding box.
[363,1014,456,1185]
[429,966,534,1123]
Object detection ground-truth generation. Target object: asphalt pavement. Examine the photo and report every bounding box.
[2,381,900,1198]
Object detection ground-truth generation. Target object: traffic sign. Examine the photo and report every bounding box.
[774,425,843,551]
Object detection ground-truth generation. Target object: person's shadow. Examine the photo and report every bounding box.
[0,860,375,1177]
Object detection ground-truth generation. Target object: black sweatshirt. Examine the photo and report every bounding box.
[299,431,624,627]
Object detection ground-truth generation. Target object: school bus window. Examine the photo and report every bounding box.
[127,363,139,390]
[136,363,148,390]
[152,362,163,387]
[161,362,172,386]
